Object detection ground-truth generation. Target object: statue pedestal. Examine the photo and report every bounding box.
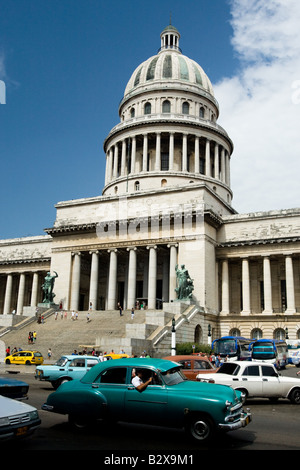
[38,303,58,309]
[163,300,194,315]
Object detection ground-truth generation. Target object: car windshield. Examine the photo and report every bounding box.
[54,357,69,367]
[216,363,240,375]
[161,367,187,385]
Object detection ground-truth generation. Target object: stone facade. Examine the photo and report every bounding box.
[0,25,299,348]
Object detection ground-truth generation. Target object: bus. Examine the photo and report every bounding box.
[249,339,288,368]
[212,336,252,362]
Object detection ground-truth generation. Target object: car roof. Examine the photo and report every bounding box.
[222,361,275,366]
[59,355,99,359]
[163,355,209,361]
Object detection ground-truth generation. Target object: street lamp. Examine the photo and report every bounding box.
[285,327,289,340]
[208,324,212,346]
[171,317,176,356]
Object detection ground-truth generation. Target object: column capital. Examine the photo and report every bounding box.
[126,246,137,251]
[167,243,178,248]
[89,250,99,255]
[146,245,157,250]
[71,251,81,256]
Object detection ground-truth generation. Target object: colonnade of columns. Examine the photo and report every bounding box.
[220,254,299,315]
[70,243,178,312]
[1,271,45,315]
[104,132,230,186]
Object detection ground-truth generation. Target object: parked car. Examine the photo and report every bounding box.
[5,350,43,366]
[42,358,251,443]
[163,355,216,380]
[103,353,129,360]
[0,377,29,400]
[35,355,101,389]
[288,349,300,367]
[0,395,41,440]
[196,360,300,403]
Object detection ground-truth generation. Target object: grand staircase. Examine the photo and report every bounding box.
[0,303,204,362]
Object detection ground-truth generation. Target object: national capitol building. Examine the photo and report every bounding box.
[1,25,300,352]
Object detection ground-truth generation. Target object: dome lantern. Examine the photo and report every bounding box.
[159,24,181,53]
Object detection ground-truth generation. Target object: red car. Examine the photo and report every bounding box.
[163,355,217,380]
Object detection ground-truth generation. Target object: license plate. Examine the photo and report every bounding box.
[15,426,28,436]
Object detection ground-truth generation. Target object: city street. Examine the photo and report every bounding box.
[0,365,300,453]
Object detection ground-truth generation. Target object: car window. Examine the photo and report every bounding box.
[100,367,127,384]
[161,367,186,385]
[70,358,85,367]
[262,365,278,377]
[217,363,240,375]
[131,367,163,386]
[242,366,260,376]
[178,360,191,370]
[87,358,99,368]
[194,360,212,370]
[34,352,42,357]
[55,357,68,367]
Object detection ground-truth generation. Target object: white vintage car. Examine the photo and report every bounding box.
[0,395,41,440]
[196,361,300,403]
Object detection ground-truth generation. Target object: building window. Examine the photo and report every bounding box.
[135,181,140,191]
[162,100,171,113]
[130,108,135,118]
[161,179,167,187]
[199,106,205,118]
[182,101,189,114]
[161,153,169,170]
[144,102,151,115]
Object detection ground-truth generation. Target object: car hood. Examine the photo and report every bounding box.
[0,395,37,416]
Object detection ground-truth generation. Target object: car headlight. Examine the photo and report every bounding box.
[29,410,39,420]
[0,417,10,427]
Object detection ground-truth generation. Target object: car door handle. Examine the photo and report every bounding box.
[232,378,239,381]
[127,386,135,390]
[242,378,248,381]
[262,378,268,381]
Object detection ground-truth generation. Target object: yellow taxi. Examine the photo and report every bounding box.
[5,350,44,365]
[103,353,129,360]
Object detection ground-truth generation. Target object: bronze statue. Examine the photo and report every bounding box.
[42,271,58,303]
[175,264,194,300]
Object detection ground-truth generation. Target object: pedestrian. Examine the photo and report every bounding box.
[61,310,64,319]
[118,302,123,316]
[86,312,90,322]
[89,301,93,310]
[71,310,75,321]
[41,315,44,324]
[75,311,78,320]
[64,310,67,319]
[33,331,37,343]
[48,348,52,359]
[6,346,10,356]
[131,307,134,320]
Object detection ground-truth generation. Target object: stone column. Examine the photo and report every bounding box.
[130,136,136,174]
[71,252,81,311]
[285,254,295,314]
[221,148,226,183]
[147,245,157,309]
[182,133,187,171]
[262,256,273,314]
[142,134,148,172]
[108,148,113,182]
[214,143,219,179]
[89,251,99,310]
[241,258,250,314]
[225,151,230,186]
[30,272,39,307]
[168,243,178,301]
[3,273,13,315]
[121,139,126,177]
[113,144,118,179]
[127,247,137,309]
[220,260,229,315]
[155,132,161,171]
[107,249,118,310]
[169,132,174,170]
[194,136,200,173]
[17,273,25,315]
[205,139,211,177]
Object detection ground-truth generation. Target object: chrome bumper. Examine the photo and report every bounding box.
[218,411,252,431]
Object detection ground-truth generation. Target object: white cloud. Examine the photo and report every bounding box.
[214,0,300,214]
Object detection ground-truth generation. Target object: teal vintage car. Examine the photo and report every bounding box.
[42,358,251,442]
[35,355,101,389]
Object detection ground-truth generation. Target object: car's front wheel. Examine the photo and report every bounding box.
[185,414,215,443]
[289,388,300,404]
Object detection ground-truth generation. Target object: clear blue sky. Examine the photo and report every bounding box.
[1,0,300,239]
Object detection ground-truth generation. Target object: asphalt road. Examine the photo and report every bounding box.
[1,365,300,454]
